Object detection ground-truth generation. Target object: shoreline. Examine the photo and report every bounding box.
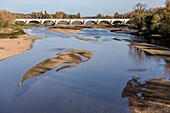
[0,34,40,61]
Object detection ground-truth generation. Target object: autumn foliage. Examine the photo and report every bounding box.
[0,10,15,28]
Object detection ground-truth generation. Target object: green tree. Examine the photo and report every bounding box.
[150,13,161,32]
[130,3,148,32]
[160,13,170,38]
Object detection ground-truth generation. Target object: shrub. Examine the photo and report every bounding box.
[0,10,15,28]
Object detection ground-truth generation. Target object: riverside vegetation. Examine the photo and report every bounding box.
[0,10,26,38]
[117,0,170,41]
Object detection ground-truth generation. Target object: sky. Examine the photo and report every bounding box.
[0,0,165,16]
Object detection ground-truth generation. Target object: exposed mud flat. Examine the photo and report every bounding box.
[18,50,93,87]
[122,77,170,113]
[48,27,80,34]
[75,36,97,41]
[130,42,170,62]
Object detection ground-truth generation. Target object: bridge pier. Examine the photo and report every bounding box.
[54,20,58,26]
[96,20,100,24]
[69,20,72,25]
[40,20,44,25]
[25,20,29,24]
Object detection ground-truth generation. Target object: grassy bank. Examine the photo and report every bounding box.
[0,28,26,39]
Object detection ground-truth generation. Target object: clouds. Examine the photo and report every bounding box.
[0,0,165,16]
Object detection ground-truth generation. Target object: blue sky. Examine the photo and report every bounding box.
[0,0,165,16]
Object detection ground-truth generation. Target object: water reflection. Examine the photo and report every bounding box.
[128,45,170,76]
[18,50,93,87]
[128,45,153,65]
[122,77,170,113]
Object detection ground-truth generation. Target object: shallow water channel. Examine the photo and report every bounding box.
[0,27,170,113]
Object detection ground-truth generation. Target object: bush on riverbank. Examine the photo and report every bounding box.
[0,28,26,39]
[0,10,27,39]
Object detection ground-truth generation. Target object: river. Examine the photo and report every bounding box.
[0,27,169,113]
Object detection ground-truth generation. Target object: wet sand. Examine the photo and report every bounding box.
[49,28,80,34]
[122,77,170,113]
[75,36,96,41]
[18,49,93,87]
[0,35,40,61]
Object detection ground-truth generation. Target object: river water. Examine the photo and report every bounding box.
[0,27,170,113]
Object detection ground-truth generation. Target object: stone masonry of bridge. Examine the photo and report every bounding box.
[16,19,130,25]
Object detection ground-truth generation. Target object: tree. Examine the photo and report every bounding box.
[40,11,43,19]
[160,13,170,38]
[0,10,15,28]
[165,0,170,10]
[43,10,49,19]
[130,3,148,31]
[63,13,69,19]
[150,13,161,32]
[77,13,81,19]
[114,12,122,18]
[134,3,148,12]
[96,13,102,19]
[49,14,53,19]
[55,12,64,19]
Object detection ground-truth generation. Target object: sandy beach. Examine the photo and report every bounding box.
[49,28,80,34]
[0,35,39,61]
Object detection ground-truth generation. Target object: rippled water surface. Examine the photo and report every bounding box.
[0,27,170,113]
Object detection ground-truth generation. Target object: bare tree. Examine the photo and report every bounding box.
[134,3,148,12]
[165,0,170,10]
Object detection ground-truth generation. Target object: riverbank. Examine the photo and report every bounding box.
[0,34,40,61]
[108,27,138,34]
[108,26,170,48]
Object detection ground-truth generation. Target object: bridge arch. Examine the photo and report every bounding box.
[57,20,70,25]
[112,20,123,25]
[98,20,111,25]
[126,20,130,24]
[43,20,55,25]
[28,20,41,24]
[71,20,84,25]
[85,20,97,25]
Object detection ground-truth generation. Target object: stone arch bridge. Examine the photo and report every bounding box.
[15,18,130,25]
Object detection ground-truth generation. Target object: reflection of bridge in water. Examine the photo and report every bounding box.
[15,18,130,25]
